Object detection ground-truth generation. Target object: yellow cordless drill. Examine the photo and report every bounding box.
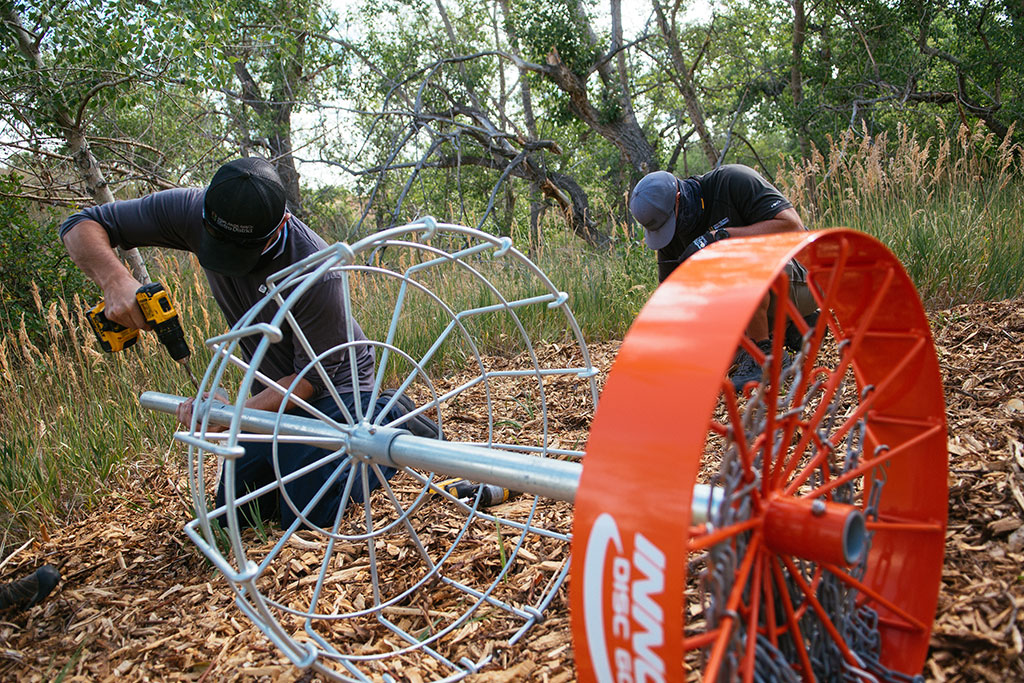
[87,282,199,390]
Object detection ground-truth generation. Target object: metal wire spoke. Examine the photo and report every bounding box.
[344,261,472,420]
[347,242,578,457]
[769,342,856,489]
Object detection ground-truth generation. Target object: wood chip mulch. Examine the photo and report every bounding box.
[926,299,1024,682]
[0,301,1021,682]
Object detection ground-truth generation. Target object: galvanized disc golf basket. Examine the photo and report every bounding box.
[143,219,946,682]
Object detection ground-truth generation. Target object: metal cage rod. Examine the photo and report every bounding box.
[140,391,720,522]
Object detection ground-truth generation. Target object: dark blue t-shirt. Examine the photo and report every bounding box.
[662,164,793,257]
[60,189,375,399]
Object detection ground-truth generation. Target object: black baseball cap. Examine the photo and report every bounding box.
[200,157,287,276]
[629,171,701,250]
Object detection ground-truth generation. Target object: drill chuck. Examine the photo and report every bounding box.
[135,283,191,362]
[154,324,190,362]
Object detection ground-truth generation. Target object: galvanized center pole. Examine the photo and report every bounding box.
[140,391,723,523]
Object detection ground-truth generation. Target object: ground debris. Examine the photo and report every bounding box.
[927,299,1024,682]
[0,298,1020,681]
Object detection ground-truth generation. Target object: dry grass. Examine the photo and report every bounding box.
[778,121,1024,307]
[0,252,220,541]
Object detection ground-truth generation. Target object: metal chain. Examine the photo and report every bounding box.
[699,332,921,682]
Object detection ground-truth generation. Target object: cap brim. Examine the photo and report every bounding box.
[643,210,676,250]
[196,229,264,277]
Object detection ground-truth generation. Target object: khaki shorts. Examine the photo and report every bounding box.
[768,260,817,317]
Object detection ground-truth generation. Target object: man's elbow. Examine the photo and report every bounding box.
[285,375,317,402]
[773,208,805,233]
[58,217,78,246]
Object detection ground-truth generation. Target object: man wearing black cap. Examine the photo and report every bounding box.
[629,164,818,390]
[60,157,436,528]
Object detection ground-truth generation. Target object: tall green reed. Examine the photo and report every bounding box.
[779,121,1024,307]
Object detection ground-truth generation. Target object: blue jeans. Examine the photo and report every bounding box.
[215,391,403,529]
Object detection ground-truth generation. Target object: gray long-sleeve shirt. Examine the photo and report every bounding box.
[60,188,375,399]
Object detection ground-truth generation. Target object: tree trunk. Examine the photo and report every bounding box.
[544,171,608,248]
[790,0,811,159]
[63,126,151,283]
[651,0,720,165]
[543,50,656,176]
[233,60,305,217]
[5,7,150,284]
[610,0,633,116]
[268,101,304,217]
[497,0,612,245]
[529,197,544,256]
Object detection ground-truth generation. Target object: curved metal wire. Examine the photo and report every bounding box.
[177,218,599,681]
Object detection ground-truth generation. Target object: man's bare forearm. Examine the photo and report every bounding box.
[175,374,317,430]
[62,220,149,329]
[724,208,805,238]
[246,374,316,414]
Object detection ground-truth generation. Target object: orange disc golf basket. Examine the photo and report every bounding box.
[572,228,947,682]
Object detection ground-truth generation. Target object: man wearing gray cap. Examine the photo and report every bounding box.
[60,157,438,529]
[629,164,818,391]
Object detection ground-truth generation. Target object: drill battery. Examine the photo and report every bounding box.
[86,301,139,352]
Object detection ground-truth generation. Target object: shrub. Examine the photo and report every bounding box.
[0,173,95,343]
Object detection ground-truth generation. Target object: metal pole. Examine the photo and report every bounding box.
[139,391,720,522]
[141,391,581,501]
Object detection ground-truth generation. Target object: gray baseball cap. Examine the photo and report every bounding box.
[629,171,701,250]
